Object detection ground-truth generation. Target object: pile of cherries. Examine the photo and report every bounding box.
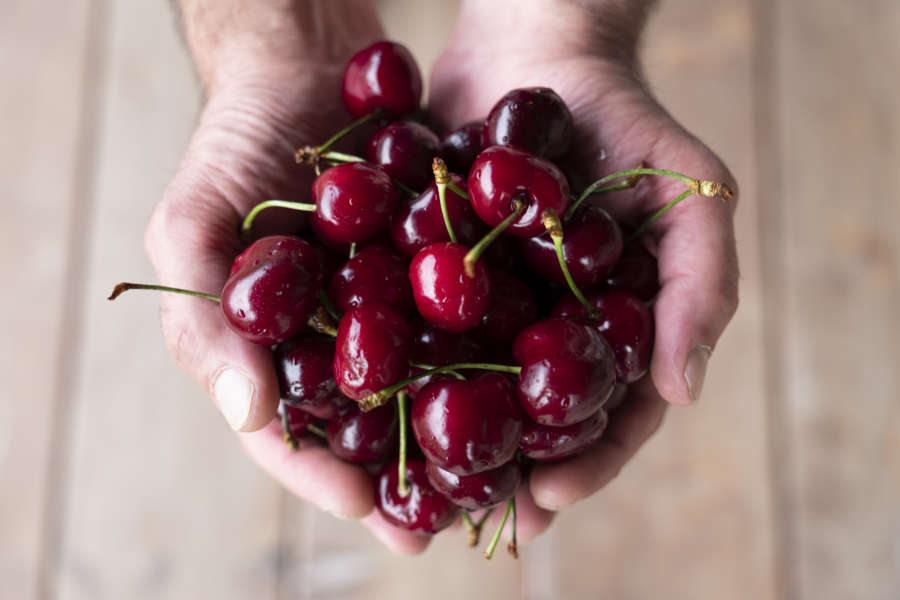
[112,40,730,558]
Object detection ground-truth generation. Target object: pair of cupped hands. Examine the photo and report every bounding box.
[145,4,738,553]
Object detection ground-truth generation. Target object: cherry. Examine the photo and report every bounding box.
[512,317,612,365]
[409,242,491,333]
[552,289,655,383]
[519,409,608,461]
[605,241,660,301]
[333,304,411,402]
[425,460,521,510]
[342,41,422,118]
[411,373,522,475]
[389,175,486,257]
[275,334,352,419]
[328,244,414,316]
[519,205,623,289]
[411,320,489,366]
[221,236,322,345]
[375,460,458,533]
[440,121,483,174]
[467,145,570,237]
[311,162,397,244]
[482,87,574,159]
[606,382,629,412]
[326,404,398,463]
[474,269,538,344]
[282,404,320,439]
[366,120,440,190]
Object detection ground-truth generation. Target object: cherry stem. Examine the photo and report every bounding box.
[396,390,411,497]
[542,209,600,320]
[483,498,514,560]
[462,512,480,547]
[241,199,316,236]
[349,242,357,259]
[108,282,220,303]
[507,496,518,558]
[432,157,458,243]
[318,110,381,155]
[319,150,366,165]
[307,307,338,337]
[408,362,465,380]
[360,362,522,411]
[627,189,692,243]
[463,197,526,278]
[447,180,468,200]
[281,408,299,450]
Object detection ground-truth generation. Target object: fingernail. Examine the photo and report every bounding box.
[212,367,254,430]
[684,345,712,403]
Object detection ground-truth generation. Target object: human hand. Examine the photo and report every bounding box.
[430,0,739,520]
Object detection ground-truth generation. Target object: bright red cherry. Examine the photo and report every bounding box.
[552,289,655,383]
[519,409,608,461]
[221,236,322,345]
[376,460,458,533]
[440,121,483,174]
[409,242,491,333]
[411,373,523,475]
[333,304,411,402]
[606,240,660,301]
[512,317,612,365]
[366,120,440,190]
[425,460,521,510]
[328,244,414,316]
[342,41,422,117]
[311,162,397,244]
[474,269,538,343]
[467,145,570,237]
[519,205,623,288]
[275,334,352,419]
[326,404,398,463]
[482,87,574,159]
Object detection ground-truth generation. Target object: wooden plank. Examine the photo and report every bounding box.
[51,3,283,599]
[0,1,94,598]
[552,1,776,597]
[774,2,900,598]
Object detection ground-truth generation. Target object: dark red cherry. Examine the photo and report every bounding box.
[275,334,352,419]
[467,145,570,237]
[375,460,458,533]
[606,241,660,301]
[474,269,538,343]
[282,404,319,438]
[425,460,521,510]
[328,244,414,316]
[333,304,411,402]
[366,120,440,191]
[517,355,615,426]
[409,242,491,333]
[519,205,623,288]
[512,317,612,365]
[440,121,483,174]
[326,404,398,463]
[411,373,523,475]
[552,289,655,383]
[311,162,397,244]
[519,409,608,461]
[482,87,574,159]
[606,382,629,412]
[221,236,322,345]
[342,41,422,117]
[389,175,487,257]
[411,320,489,366]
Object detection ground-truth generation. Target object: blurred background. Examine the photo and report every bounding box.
[1,0,898,598]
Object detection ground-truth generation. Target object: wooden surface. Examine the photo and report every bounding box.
[0,0,897,598]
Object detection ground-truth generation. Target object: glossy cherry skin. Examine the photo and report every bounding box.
[275,334,352,419]
[326,404,398,463]
[425,460,521,510]
[512,317,612,365]
[440,121,483,174]
[411,373,523,475]
[389,175,487,257]
[482,87,574,159]
[342,41,422,117]
[282,404,319,439]
[552,289,655,383]
[606,382,629,412]
[517,355,615,426]
[467,145,570,237]
[221,236,322,345]
[311,162,398,244]
[519,409,608,461]
[333,304,411,402]
[328,244,414,316]
[376,460,458,533]
[409,242,492,333]
[519,205,623,288]
[411,320,489,366]
[606,241,660,301]
[474,269,538,343]
[366,120,440,190]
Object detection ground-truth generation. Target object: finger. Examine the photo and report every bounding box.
[529,377,667,510]
[238,420,375,519]
[360,511,432,555]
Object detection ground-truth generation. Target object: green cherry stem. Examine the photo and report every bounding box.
[627,189,692,243]
[396,390,411,497]
[349,242,357,259]
[432,157,458,243]
[108,282,220,303]
[241,199,316,236]
[307,307,338,338]
[318,110,381,154]
[305,423,327,439]
[318,150,366,164]
[463,197,526,278]
[507,496,518,558]
[483,498,514,560]
[447,180,468,200]
[462,512,480,547]
[541,209,600,320]
[360,362,522,411]
[281,408,300,450]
